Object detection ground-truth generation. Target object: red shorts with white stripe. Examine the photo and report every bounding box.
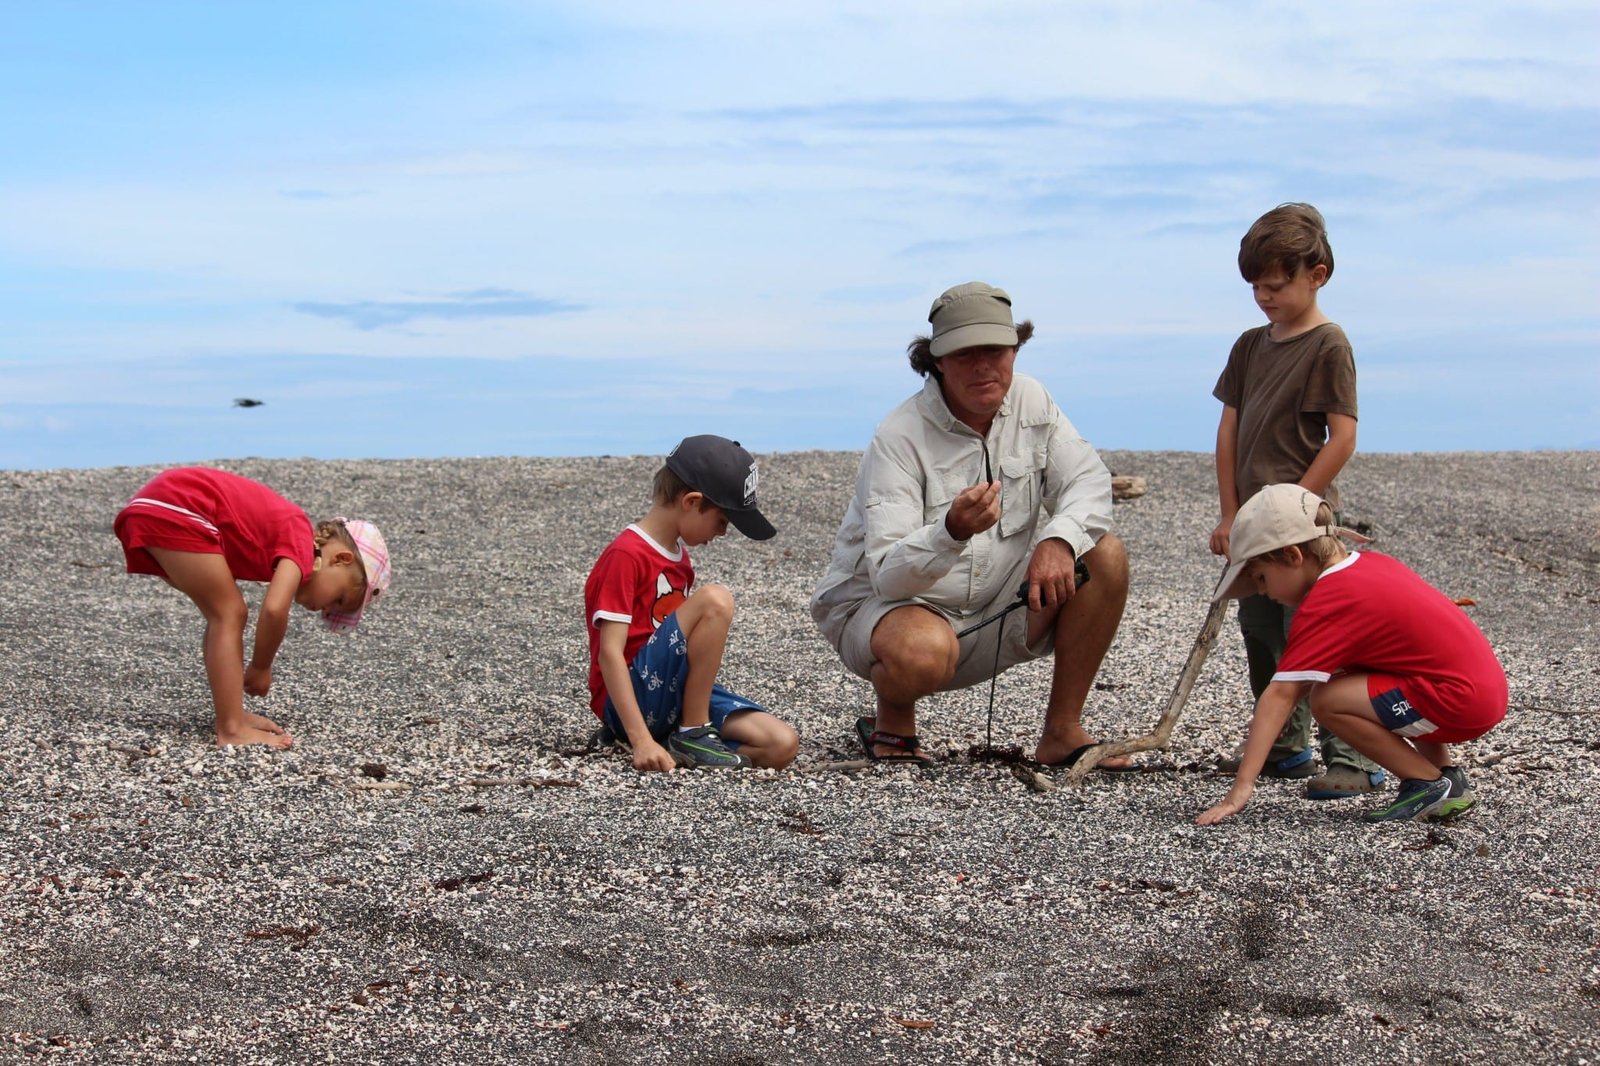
[113,511,223,577]
[1367,672,1505,744]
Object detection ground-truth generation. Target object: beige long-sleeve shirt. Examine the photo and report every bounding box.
[811,373,1113,646]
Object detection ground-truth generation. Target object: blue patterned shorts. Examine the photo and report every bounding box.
[601,615,765,743]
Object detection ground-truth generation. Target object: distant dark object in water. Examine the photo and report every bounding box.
[233,398,264,408]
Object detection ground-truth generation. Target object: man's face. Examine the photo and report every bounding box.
[937,344,1016,429]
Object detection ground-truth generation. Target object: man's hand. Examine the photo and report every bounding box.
[632,738,677,773]
[1023,537,1079,611]
[945,480,1001,541]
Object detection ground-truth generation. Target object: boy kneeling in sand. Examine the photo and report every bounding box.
[1198,484,1506,825]
[583,435,799,771]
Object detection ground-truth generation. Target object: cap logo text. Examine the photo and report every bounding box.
[743,462,759,506]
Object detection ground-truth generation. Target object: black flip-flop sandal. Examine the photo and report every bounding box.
[855,716,934,765]
[1039,742,1140,772]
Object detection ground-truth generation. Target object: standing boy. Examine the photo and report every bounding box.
[1209,202,1385,799]
[1197,484,1507,825]
[584,435,799,772]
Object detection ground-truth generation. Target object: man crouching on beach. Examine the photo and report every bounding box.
[810,282,1130,767]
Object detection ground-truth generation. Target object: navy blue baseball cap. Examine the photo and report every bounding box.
[665,435,777,541]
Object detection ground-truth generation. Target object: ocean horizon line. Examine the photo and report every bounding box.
[7,441,1597,476]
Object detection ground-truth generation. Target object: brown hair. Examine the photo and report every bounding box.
[313,520,369,583]
[651,464,717,510]
[906,320,1034,378]
[1238,202,1334,283]
[1254,500,1347,567]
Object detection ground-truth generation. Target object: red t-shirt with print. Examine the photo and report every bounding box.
[1273,551,1508,734]
[583,525,695,716]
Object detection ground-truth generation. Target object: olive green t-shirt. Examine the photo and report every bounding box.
[1212,322,1357,510]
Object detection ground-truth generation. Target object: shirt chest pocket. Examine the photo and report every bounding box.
[922,469,965,527]
[998,453,1043,538]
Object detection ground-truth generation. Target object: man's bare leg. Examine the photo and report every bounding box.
[866,605,958,757]
[1033,534,1129,765]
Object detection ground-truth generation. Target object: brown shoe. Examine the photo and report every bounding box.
[1305,764,1387,800]
[1217,745,1316,778]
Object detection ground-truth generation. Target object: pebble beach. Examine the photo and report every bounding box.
[2,448,1597,1064]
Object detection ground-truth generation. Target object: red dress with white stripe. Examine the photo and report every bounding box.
[114,467,315,584]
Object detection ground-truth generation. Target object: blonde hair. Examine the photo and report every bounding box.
[1255,500,1347,567]
[313,520,368,584]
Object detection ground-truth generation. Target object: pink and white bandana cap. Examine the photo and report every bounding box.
[322,517,392,634]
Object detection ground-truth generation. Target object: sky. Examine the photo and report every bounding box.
[2,0,1596,470]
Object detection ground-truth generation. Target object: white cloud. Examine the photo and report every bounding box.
[543,0,1598,107]
[1,0,1595,462]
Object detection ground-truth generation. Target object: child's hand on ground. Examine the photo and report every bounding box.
[1195,786,1253,825]
[632,739,677,773]
[244,664,273,697]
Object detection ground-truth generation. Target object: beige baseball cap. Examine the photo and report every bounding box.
[928,282,1019,358]
[1213,484,1365,600]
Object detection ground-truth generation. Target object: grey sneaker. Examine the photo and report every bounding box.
[1429,765,1477,820]
[1305,764,1387,800]
[1217,746,1316,779]
[667,725,750,769]
[1363,776,1451,823]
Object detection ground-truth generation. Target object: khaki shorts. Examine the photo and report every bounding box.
[833,565,1056,691]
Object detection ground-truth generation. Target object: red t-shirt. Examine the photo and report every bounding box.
[583,525,694,715]
[114,467,315,584]
[1274,551,1508,733]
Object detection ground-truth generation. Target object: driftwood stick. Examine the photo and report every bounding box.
[1066,594,1231,785]
[1010,764,1057,793]
[1111,475,1147,500]
[810,759,875,773]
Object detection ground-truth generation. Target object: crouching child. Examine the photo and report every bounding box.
[1197,484,1507,825]
[114,466,392,749]
[583,435,799,771]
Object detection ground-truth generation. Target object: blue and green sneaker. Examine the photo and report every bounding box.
[667,725,750,769]
[1428,765,1477,820]
[1362,775,1451,823]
